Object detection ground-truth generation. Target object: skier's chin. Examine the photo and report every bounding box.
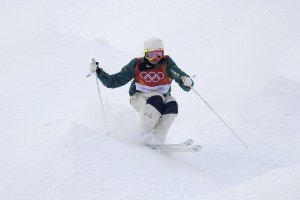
[148,59,161,65]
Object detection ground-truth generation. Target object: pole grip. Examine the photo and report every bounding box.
[87,58,97,77]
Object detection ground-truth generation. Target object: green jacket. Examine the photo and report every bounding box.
[96,56,193,96]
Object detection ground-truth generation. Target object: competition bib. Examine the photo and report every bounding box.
[135,82,170,94]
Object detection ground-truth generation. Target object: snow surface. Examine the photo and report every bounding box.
[0,0,300,199]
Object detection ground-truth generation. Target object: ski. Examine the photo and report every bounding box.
[155,139,194,148]
[149,139,201,153]
[155,144,202,152]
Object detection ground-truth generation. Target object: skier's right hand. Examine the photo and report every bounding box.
[90,58,100,74]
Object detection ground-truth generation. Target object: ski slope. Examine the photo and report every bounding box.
[0,0,300,199]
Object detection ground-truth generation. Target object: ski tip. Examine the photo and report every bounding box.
[192,145,202,152]
[185,139,194,146]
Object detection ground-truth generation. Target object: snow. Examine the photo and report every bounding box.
[203,163,300,200]
[0,0,300,199]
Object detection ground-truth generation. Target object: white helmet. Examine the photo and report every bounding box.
[144,37,164,52]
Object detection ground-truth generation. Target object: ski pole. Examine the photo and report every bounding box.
[191,87,248,148]
[87,58,109,135]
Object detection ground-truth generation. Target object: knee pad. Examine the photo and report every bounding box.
[146,95,164,113]
[162,101,178,115]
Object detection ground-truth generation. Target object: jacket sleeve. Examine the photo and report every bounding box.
[96,59,136,88]
[166,57,194,92]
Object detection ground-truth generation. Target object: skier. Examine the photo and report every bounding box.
[89,37,194,145]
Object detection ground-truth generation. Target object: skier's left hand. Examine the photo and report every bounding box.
[181,76,193,87]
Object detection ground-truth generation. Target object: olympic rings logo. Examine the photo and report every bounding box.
[140,72,165,82]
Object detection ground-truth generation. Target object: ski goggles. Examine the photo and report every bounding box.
[144,50,164,60]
